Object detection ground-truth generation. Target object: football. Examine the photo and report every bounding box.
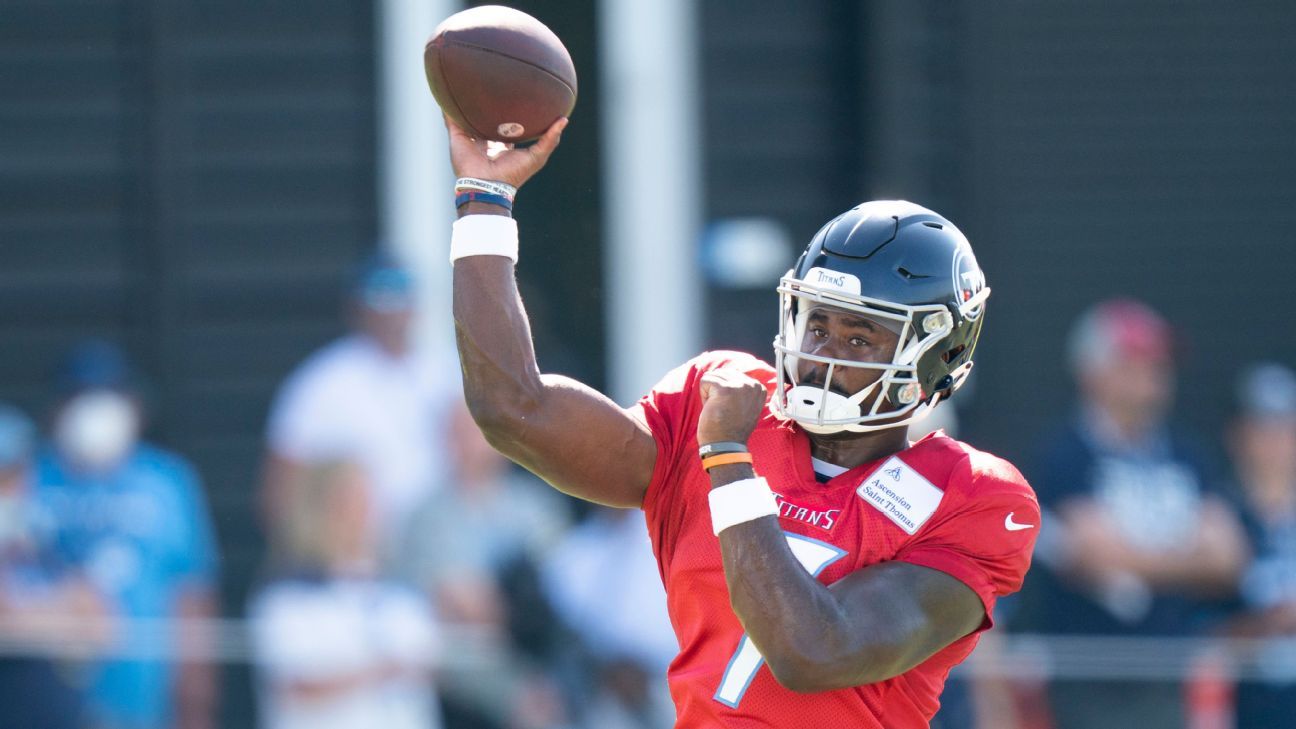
[424,5,577,143]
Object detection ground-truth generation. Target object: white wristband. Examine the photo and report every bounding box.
[709,477,780,536]
[450,215,519,265]
[454,177,518,199]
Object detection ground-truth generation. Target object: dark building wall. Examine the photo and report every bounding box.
[959,0,1296,461]
[700,1,870,357]
[0,1,380,724]
[0,2,151,407]
[0,0,601,601]
[700,0,1296,467]
[470,0,605,389]
[0,0,379,600]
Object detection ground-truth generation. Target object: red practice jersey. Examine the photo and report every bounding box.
[633,351,1039,728]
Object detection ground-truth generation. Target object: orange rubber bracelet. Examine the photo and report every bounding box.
[701,452,754,471]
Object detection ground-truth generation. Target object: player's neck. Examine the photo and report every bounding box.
[806,426,910,471]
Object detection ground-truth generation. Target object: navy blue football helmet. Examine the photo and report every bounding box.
[771,201,989,433]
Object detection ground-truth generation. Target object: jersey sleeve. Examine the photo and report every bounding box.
[630,351,774,555]
[894,453,1039,628]
[631,351,772,510]
[630,357,704,518]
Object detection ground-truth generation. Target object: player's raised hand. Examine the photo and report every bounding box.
[697,369,769,446]
[445,114,567,190]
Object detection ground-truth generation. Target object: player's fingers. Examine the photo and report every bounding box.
[712,369,757,388]
[707,370,738,388]
[698,371,721,401]
[445,115,488,148]
[701,371,760,402]
[528,117,568,163]
[444,114,473,142]
[716,370,769,405]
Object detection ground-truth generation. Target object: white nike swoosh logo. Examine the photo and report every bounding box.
[1004,512,1035,531]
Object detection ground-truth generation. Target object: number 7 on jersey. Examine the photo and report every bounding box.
[714,533,848,708]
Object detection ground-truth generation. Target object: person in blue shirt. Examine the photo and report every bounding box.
[0,402,112,729]
[37,341,219,729]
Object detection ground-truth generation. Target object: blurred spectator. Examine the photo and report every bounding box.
[541,506,676,729]
[35,340,219,729]
[262,255,455,565]
[1224,362,1296,729]
[0,402,112,729]
[399,400,572,729]
[1017,298,1249,729]
[250,460,441,729]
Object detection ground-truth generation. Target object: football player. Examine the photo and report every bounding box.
[442,116,1038,728]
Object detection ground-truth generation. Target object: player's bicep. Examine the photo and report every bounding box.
[479,373,656,508]
[831,561,985,680]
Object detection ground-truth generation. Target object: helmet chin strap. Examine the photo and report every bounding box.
[785,385,858,434]
[783,384,941,435]
[783,374,883,435]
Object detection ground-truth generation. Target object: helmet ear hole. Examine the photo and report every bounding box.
[940,344,967,364]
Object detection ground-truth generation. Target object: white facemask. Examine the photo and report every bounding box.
[55,390,140,472]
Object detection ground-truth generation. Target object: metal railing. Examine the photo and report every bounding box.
[3,617,1292,686]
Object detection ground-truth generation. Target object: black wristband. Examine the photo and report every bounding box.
[698,441,749,459]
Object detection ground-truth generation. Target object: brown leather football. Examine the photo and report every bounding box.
[424,5,577,143]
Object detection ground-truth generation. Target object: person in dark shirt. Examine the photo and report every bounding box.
[1224,362,1296,729]
[1019,298,1249,729]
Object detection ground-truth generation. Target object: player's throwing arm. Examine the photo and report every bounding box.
[442,115,658,509]
[428,6,656,510]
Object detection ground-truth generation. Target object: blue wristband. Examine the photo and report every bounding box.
[455,190,513,210]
